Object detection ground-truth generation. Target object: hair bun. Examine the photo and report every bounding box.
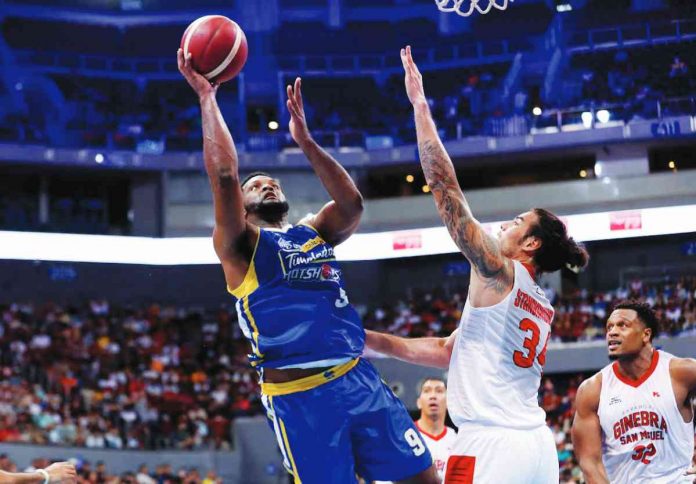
[566,238,589,270]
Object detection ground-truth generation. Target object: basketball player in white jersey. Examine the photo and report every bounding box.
[365,46,589,483]
[572,301,696,483]
[374,377,456,484]
[415,378,457,482]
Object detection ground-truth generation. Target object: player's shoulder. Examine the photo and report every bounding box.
[576,371,603,407]
[668,355,696,385]
[512,261,552,304]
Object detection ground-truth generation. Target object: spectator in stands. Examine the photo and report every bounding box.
[670,55,688,78]
[134,465,155,484]
[0,274,693,478]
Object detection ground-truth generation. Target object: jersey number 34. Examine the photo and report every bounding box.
[513,318,550,369]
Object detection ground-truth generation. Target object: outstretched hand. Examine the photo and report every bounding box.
[286,77,313,148]
[177,48,218,99]
[401,45,427,107]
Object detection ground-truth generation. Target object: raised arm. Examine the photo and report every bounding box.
[400,46,512,294]
[286,77,364,246]
[177,49,251,271]
[365,329,457,369]
[571,375,610,484]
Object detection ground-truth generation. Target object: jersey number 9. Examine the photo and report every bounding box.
[404,429,427,456]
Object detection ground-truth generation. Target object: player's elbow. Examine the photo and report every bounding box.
[346,192,364,215]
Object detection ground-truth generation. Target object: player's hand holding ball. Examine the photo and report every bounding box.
[177,48,218,99]
[177,15,248,99]
[286,77,313,149]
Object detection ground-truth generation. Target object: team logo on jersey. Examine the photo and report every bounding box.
[613,410,668,445]
[278,233,339,285]
[320,263,340,282]
[280,245,335,271]
[301,236,325,252]
[652,391,660,397]
[277,237,302,251]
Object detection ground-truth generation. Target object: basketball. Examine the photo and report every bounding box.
[180,15,248,84]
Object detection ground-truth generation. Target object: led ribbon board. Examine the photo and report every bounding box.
[0,205,693,264]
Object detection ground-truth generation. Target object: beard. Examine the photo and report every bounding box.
[246,199,290,224]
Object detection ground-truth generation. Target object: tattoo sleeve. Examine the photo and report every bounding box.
[418,137,511,292]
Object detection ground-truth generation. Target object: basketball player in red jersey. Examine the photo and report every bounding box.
[365,46,589,483]
[572,301,696,483]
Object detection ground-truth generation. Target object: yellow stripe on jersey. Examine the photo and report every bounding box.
[278,414,302,484]
[243,296,264,359]
[297,221,320,235]
[261,358,359,396]
[227,227,261,299]
[228,261,259,299]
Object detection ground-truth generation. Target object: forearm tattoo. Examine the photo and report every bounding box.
[418,140,512,293]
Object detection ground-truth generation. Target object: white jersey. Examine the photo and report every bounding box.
[598,350,694,483]
[448,260,553,430]
[415,423,457,482]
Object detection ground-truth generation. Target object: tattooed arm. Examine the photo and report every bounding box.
[178,49,254,287]
[400,46,512,298]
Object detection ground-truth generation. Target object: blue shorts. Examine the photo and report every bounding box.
[260,358,433,484]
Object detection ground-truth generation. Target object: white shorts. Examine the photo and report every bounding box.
[444,425,559,484]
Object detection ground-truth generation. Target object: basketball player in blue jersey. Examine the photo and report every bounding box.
[177,50,437,484]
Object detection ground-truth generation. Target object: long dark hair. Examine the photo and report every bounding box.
[527,208,589,273]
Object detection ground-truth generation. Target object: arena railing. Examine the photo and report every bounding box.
[244,96,695,150]
[13,38,515,80]
[0,103,692,170]
[567,18,696,53]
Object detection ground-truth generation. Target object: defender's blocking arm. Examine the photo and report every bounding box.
[286,77,364,246]
[365,329,458,369]
[177,49,249,265]
[401,46,512,292]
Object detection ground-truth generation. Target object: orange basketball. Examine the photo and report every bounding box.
[180,15,248,84]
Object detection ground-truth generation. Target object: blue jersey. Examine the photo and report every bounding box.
[228,223,365,369]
